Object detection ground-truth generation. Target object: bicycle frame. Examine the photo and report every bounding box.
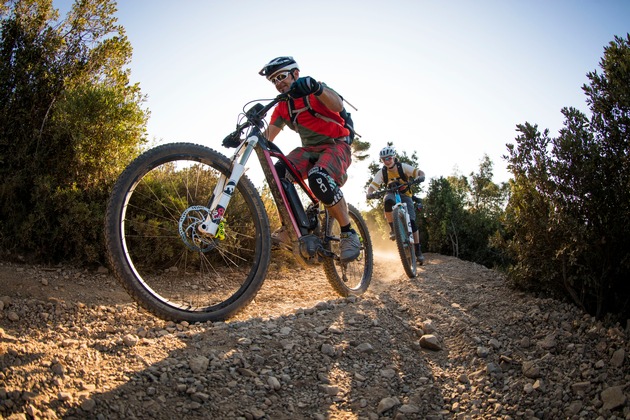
[392,191,414,242]
[201,127,317,239]
[198,95,325,260]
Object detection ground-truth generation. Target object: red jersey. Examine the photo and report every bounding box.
[269,90,350,146]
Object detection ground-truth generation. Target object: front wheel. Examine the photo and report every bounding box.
[104,143,271,322]
[323,203,373,295]
[393,205,417,278]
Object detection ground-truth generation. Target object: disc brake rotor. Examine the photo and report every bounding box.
[178,206,220,252]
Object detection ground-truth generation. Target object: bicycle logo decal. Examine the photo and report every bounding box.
[224,180,236,196]
[211,205,225,223]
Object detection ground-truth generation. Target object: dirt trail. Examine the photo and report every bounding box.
[1,246,629,419]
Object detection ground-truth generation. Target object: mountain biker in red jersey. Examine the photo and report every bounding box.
[259,56,360,263]
[366,145,426,265]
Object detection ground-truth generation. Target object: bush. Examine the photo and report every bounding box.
[0,1,147,265]
[504,35,630,320]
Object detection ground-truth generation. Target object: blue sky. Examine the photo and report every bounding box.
[56,1,630,208]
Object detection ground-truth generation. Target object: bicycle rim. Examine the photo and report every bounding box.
[105,143,270,322]
[393,206,417,278]
[323,204,373,295]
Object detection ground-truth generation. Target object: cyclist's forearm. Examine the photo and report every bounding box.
[316,87,343,112]
[265,125,281,141]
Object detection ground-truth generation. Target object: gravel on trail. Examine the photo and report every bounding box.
[1,250,629,419]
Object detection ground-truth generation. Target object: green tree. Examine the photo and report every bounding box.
[504,34,630,319]
[469,154,509,215]
[424,176,467,257]
[464,155,510,266]
[351,136,371,162]
[423,156,508,267]
[0,0,148,264]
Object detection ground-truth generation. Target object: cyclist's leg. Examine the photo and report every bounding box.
[401,196,417,235]
[307,142,351,187]
[402,195,424,262]
[306,142,360,262]
[383,193,396,240]
[283,147,311,180]
[305,142,350,211]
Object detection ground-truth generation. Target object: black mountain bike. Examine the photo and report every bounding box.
[368,179,421,278]
[104,93,373,323]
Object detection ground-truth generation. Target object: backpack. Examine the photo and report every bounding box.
[381,161,408,185]
[382,161,419,198]
[288,96,358,143]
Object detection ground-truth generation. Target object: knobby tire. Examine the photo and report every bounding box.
[392,206,417,278]
[104,143,271,323]
[323,204,373,295]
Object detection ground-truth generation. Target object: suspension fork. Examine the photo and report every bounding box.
[198,134,259,237]
[393,192,413,239]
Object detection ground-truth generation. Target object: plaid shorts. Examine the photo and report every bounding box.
[285,141,352,186]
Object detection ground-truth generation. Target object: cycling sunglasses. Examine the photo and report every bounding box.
[270,71,291,85]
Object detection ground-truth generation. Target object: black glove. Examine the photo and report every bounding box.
[366,192,377,200]
[289,76,324,98]
[417,175,425,183]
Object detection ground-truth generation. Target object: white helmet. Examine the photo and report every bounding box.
[379,146,396,159]
[259,56,299,79]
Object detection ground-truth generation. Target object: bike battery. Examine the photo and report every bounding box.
[280,178,310,232]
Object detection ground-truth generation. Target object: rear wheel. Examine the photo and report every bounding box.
[104,142,271,322]
[323,204,373,295]
[393,205,417,278]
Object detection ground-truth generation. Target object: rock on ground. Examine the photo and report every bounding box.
[0,250,629,419]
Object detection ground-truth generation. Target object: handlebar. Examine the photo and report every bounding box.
[222,93,291,148]
[367,178,422,200]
